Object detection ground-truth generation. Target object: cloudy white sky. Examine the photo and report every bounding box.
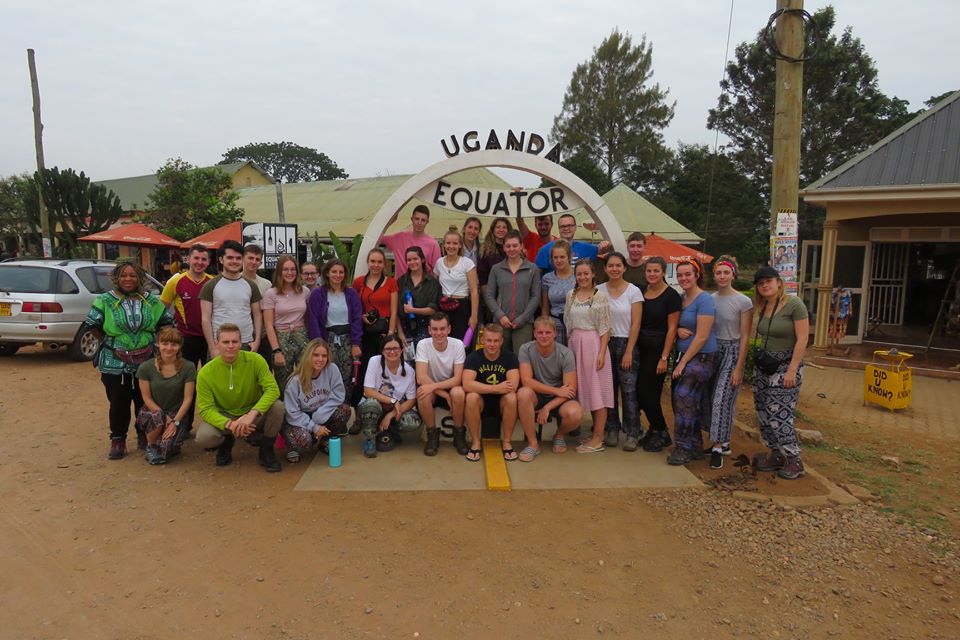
[0,1,955,185]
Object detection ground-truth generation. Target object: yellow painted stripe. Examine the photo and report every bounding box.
[482,438,512,491]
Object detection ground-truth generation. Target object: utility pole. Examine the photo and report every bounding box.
[27,48,52,257]
[769,0,804,236]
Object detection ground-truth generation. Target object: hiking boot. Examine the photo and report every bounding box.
[603,430,619,448]
[754,450,786,472]
[424,428,440,456]
[642,431,667,453]
[636,430,655,447]
[710,450,724,469]
[362,438,377,458]
[691,447,705,461]
[108,438,126,460]
[667,447,694,466]
[777,455,805,480]
[452,427,469,455]
[622,435,639,452]
[144,444,166,465]
[215,432,235,467]
[258,439,282,472]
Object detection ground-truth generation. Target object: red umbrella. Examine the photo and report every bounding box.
[180,221,243,250]
[643,233,713,264]
[79,222,181,248]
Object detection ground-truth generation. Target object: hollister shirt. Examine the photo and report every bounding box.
[464,349,519,387]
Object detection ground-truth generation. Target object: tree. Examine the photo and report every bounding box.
[22,167,124,257]
[708,6,913,239]
[143,158,245,241]
[220,141,349,183]
[551,30,675,191]
[538,152,614,195]
[650,144,768,265]
[0,174,34,252]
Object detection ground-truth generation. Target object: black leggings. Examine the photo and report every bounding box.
[447,298,472,346]
[101,372,144,440]
[636,334,669,433]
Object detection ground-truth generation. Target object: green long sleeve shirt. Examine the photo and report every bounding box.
[196,351,280,430]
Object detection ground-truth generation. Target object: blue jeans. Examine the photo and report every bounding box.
[607,336,640,437]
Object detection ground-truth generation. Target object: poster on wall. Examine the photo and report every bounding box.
[242,222,298,269]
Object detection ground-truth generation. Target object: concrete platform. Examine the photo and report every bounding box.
[294,409,702,492]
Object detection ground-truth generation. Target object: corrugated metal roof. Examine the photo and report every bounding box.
[93,161,271,211]
[805,90,960,191]
[235,172,701,242]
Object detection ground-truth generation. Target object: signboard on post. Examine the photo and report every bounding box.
[242,222,298,269]
[772,208,799,295]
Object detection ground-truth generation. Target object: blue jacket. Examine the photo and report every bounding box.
[306,286,363,344]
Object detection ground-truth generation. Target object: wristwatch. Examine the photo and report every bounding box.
[659,356,668,361]
[173,420,181,427]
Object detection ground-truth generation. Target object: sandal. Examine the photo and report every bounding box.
[518,446,540,462]
[575,443,605,453]
[466,448,482,462]
[501,446,519,462]
[552,437,567,454]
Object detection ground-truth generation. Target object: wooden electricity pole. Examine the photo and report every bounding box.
[769,0,804,236]
[27,48,52,257]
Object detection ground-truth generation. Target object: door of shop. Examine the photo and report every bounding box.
[800,241,870,343]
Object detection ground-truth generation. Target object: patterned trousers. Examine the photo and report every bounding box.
[282,404,352,453]
[607,336,641,437]
[274,327,310,391]
[671,352,718,452]
[328,334,356,406]
[752,350,802,457]
[707,339,742,446]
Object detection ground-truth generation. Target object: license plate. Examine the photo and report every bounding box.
[0,303,10,317]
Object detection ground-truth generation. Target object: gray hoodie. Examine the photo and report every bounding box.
[283,365,346,434]
[484,258,542,326]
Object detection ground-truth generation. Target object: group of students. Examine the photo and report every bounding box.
[83,205,809,479]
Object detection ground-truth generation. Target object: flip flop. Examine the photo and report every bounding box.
[552,437,567,454]
[575,443,605,454]
[466,448,482,462]
[501,447,519,462]
[518,446,540,462]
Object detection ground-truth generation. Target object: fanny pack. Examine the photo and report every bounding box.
[112,344,155,366]
[439,295,461,312]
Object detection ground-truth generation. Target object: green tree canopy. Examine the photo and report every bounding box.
[22,167,124,257]
[650,144,768,266]
[220,141,349,183]
[707,6,912,239]
[551,29,675,191]
[538,152,614,196]
[0,174,33,249]
[143,158,244,241]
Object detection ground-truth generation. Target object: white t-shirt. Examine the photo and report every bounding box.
[597,282,644,338]
[434,256,475,297]
[416,337,466,382]
[363,355,417,401]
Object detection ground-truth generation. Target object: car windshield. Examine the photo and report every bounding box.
[0,266,57,293]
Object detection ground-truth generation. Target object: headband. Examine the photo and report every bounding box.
[716,260,737,277]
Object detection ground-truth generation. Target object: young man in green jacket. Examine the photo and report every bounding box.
[195,323,284,472]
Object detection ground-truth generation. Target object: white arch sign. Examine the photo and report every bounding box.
[355,149,626,276]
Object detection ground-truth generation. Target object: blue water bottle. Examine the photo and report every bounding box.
[328,436,342,468]
[406,291,415,321]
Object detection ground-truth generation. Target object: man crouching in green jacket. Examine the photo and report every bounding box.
[196,323,284,472]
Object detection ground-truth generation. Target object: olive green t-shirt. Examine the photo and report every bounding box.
[756,296,808,352]
[136,360,198,413]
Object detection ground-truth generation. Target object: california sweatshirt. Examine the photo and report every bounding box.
[283,366,346,434]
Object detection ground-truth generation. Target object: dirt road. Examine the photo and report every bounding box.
[1,348,956,639]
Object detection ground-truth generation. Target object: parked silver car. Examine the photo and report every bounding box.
[0,259,162,360]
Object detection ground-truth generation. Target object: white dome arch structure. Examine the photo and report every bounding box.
[354,149,626,276]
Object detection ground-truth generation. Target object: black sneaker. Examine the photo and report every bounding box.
[704,444,732,456]
[710,450,723,469]
[215,433,235,467]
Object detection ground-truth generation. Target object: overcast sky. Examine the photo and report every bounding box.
[1,1,955,186]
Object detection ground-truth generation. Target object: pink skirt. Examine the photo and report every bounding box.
[568,329,614,411]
